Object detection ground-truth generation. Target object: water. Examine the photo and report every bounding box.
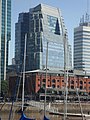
[0,111,62,120]
[0,102,61,120]
[0,111,84,120]
[0,102,89,120]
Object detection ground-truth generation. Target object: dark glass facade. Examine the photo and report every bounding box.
[15,13,29,72]
[0,0,11,81]
[15,4,72,72]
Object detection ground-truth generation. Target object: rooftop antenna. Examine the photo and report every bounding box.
[85,0,89,22]
[87,0,89,14]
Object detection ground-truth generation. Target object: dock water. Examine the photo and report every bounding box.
[1,102,90,120]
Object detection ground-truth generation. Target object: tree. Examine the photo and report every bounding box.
[1,80,9,97]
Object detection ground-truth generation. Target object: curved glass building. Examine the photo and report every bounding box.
[15,4,72,72]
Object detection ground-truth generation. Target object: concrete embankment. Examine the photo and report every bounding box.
[51,102,90,114]
[0,102,41,113]
[0,102,90,114]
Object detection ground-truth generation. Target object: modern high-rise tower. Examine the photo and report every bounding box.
[74,13,90,73]
[15,4,72,72]
[0,0,11,93]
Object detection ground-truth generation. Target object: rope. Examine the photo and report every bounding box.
[0,102,6,112]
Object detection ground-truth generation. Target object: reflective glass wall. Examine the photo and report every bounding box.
[15,4,72,72]
[0,0,11,80]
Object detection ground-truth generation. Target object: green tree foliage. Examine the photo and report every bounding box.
[1,80,9,97]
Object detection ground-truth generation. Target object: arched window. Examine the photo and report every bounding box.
[57,80,59,82]
[52,84,55,88]
[80,81,83,84]
[57,85,60,88]
[71,80,74,84]
[43,79,46,82]
[52,79,55,83]
[71,86,74,89]
[80,86,83,89]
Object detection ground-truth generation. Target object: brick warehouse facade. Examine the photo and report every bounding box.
[33,70,90,94]
[8,70,90,97]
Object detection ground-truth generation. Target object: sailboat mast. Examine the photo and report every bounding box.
[22,33,27,112]
[44,41,49,116]
[64,33,67,120]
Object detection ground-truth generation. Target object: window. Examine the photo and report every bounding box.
[80,86,83,89]
[48,79,50,81]
[80,81,83,84]
[71,86,74,89]
[84,86,86,89]
[42,84,45,88]
[52,84,55,88]
[88,82,90,84]
[43,79,46,82]
[52,79,55,83]
[57,85,60,88]
[71,80,74,84]
[62,80,64,82]
[38,84,40,87]
[47,15,58,34]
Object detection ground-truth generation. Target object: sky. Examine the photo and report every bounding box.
[9,0,89,64]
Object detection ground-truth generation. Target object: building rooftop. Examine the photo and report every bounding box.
[79,13,90,27]
[25,69,90,77]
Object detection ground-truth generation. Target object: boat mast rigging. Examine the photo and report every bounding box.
[22,33,27,112]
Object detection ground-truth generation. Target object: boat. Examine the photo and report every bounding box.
[19,35,49,120]
[8,33,48,120]
[19,34,35,120]
[20,112,35,120]
[44,115,50,120]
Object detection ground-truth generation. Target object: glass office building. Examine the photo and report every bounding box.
[15,4,72,72]
[15,13,29,71]
[74,14,90,73]
[0,0,11,82]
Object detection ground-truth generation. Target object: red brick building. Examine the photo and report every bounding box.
[9,70,90,96]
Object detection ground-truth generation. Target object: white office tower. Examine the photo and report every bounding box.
[74,13,90,74]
